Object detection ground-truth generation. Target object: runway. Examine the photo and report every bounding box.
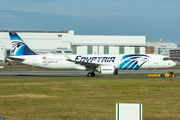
[0,69,179,77]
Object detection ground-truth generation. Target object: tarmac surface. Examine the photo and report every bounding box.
[0,69,179,77]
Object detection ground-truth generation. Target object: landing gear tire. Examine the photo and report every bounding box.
[87,72,95,77]
[87,72,91,77]
[92,72,95,77]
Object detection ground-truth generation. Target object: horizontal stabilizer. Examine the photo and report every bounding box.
[7,57,25,62]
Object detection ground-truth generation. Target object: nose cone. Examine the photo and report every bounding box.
[170,61,176,67]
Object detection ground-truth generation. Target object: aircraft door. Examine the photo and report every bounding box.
[33,56,38,66]
[154,54,159,64]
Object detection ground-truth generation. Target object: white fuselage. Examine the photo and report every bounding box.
[11,54,176,70]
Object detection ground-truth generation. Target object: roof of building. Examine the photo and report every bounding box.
[0,30,69,33]
[146,41,177,46]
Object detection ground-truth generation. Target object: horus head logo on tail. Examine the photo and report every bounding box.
[9,32,36,56]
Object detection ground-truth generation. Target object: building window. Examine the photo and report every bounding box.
[64,51,72,53]
[119,46,124,54]
[56,51,62,53]
[135,47,140,54]
[6,50,10,57]
[50,51,55,53]
[87,46,92,54]
[104,46,109,54]
[58,34,62,37]
[72,46,77,54]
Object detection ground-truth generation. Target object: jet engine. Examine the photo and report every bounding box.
[95,65,118,74]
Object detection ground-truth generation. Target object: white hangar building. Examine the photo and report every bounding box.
[0,30,146,62]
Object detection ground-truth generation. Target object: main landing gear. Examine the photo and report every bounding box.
[87,72,95,77]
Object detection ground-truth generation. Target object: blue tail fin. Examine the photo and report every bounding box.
[9,32,37,56]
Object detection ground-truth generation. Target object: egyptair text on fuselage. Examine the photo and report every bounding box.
[75,56,116,63]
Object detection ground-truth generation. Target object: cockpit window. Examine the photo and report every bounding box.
[163,57,170,61]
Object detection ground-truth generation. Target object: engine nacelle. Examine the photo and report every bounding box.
[96,65,117,74]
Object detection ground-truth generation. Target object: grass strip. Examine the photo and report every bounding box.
[0,77,179,120]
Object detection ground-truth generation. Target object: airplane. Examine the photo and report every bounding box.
[7,32,176,77]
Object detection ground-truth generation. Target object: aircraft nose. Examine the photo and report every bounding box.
[170,61,176,67]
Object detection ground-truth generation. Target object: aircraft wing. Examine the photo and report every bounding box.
[7,57,25,62]
[62,51,103,69]
[69,58,100,68]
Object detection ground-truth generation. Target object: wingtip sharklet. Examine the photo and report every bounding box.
[62,51,73,62]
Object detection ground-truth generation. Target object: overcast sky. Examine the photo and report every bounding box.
[0,0,180,44]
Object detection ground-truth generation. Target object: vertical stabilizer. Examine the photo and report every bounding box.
[9,32,36,56]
